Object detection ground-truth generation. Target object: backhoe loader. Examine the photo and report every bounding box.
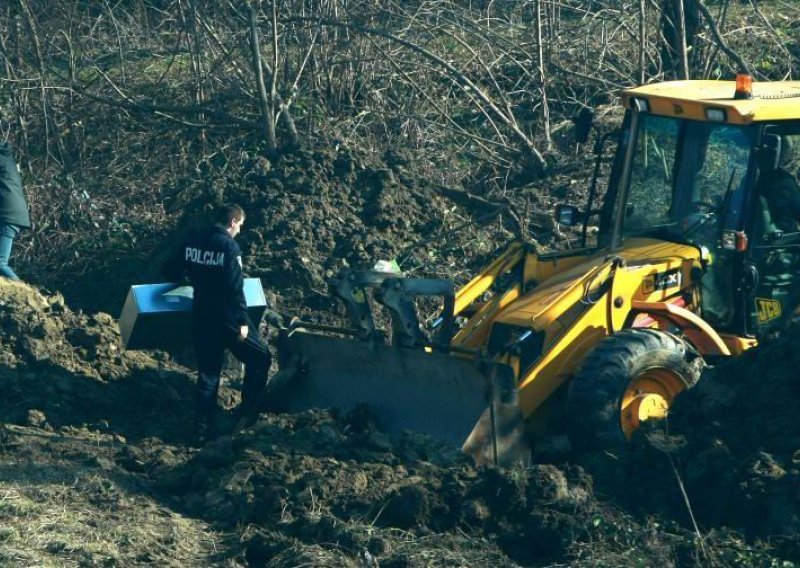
[268,75,800,464]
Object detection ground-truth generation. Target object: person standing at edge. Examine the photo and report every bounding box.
[0,142,31,280]
[162,203,271,440]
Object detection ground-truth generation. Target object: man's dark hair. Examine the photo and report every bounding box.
[215,203,245,226]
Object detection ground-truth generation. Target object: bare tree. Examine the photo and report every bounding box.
[535,0,551,150]
[248,2,277,151]
[660,0,700,79]
[0,0,792,190]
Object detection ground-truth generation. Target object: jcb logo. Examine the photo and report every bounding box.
[756,298,782,323]
[642,269,682,295]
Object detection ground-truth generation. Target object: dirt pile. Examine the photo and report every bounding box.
[573,324,800,563]
[0,279,199,442]
[164,143,552,320]
[35,137,584,323]
[156,411,593,566]
[3,278,777,567]
[0,279,122,375]
[0,280,214,565]
[666,324,800,554]
[239,147,439,280]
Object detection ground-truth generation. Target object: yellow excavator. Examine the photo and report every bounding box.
[268,75,800,464]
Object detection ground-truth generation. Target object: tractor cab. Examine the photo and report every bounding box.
[584,77,800,340]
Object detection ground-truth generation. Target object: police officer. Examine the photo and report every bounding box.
[162,203,271,439]
[0,142,31,280]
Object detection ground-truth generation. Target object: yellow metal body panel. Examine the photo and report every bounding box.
[453,238,725,418]
[718,334,759,356]
[629,301,730,356]
[454,242,526,317]
[621,80,800,124]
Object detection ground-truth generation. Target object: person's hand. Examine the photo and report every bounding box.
[238,325,249,342]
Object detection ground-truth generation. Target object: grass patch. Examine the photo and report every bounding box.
[0,459,235,567]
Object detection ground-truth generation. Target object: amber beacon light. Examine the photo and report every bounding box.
[734,73,753,100]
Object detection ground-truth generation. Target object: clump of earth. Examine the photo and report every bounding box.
[0,277,793,566]
[649,323,800,560]
[572,322,800,563]
[155,142,570,322]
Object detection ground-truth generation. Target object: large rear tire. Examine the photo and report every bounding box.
[566,328,703,454]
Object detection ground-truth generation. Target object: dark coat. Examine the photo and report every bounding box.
[0,142,30,228]
[161,225,250,330]
[760,167,800,233]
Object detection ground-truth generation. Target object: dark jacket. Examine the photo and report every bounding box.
[760,167,800,233]
[161,225,250,330]
[0,142,31,228]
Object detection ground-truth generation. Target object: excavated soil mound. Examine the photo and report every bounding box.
[238,147,448,297]
[574,324,800,563]
[156,411,591,565]
[1,279,790,566]
[665,324,800,557]
[0,279,199,443]
[162,143,553,321]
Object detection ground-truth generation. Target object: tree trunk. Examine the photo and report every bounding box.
[535,0,551,150]
[639,0,647,84]
[660,0,700,79]
[248,3,277,152]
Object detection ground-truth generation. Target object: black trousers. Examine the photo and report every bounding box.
[192,320,271,421]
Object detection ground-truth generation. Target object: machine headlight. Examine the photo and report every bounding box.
[705,108,727,122]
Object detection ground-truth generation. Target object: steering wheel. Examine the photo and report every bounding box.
[682,200,718,237]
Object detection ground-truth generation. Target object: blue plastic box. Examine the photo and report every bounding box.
[119,278,267,352]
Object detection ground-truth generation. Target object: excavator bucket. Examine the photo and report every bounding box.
[260,270,529,465]
[268,327,529,465]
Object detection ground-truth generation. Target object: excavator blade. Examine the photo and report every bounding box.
[269,329,529,465]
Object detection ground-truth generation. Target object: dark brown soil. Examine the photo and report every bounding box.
[136,141,575,324]
[1,144,797,566]
[1,271,795,566]
[646,324,800,560]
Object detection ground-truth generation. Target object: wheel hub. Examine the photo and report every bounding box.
[620,367,685,440]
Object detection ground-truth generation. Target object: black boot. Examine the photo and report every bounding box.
[195,407,217,444]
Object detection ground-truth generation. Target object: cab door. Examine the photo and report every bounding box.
[746,230,800,335]
[744,127,800,336]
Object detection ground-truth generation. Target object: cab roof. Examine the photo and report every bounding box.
[620,80,800,124]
